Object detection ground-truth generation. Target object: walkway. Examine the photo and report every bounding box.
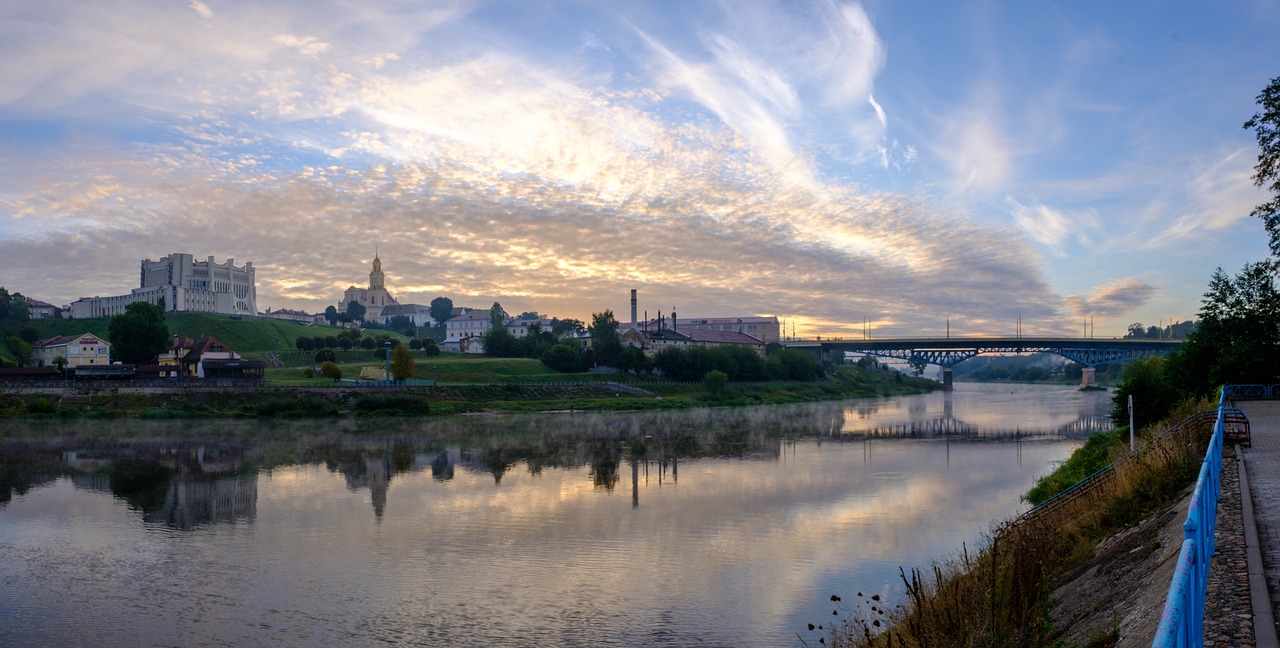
[1230,401,1280,648]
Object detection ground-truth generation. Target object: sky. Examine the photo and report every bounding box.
[1,0,1277,338]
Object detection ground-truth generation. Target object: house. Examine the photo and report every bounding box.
[446,311,494,344]
[621,325,765,355]
[31,334,110,368]
[379,303,436,328]
[263,308,316,324]
[159,335,264,380]
[506,317,554,338]
[26,299,58,319]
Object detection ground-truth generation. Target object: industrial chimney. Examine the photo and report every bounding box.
[630,289,637,332]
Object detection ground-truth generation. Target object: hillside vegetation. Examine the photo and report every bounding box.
[2,313,356,362]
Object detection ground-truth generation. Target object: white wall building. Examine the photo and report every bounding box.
[70,253,257,318]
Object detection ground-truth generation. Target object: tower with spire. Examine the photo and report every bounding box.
[340,250,398,323]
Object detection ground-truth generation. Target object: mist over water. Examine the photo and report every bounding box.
[0,384,1111,647]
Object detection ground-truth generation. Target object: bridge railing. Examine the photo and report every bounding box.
[1152,389,1228,648]
[1223,383,1280,400]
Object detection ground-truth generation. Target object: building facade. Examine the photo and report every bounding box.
[70,253,257,318]
[263,308,316,324]
[645,316,781,344]
[32,333,110,368]
[342,254,397,322]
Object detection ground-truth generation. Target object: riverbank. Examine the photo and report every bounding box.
[0,367,937,418]
[821,400,1215,647]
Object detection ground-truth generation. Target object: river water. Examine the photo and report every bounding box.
[0,383,1112,647]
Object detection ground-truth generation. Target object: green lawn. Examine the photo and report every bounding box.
[268,352,570,385]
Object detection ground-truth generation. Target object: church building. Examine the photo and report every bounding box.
[341,253,398,321]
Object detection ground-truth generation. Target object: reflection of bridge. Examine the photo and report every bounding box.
[787,337,1181,390]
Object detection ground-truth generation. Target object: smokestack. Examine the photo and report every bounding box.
[672,308,677,332]
[630,289,637,331]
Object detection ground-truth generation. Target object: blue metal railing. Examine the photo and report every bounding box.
[1152,388,1228,647]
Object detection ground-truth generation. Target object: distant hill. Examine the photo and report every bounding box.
[1,313,354,362]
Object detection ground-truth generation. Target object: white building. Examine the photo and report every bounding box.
[32,333,110,368]
[263,307,316,324]
[70,253,257,318]
[379,303,435,327]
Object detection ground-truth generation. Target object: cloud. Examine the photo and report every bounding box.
[189,1,213,19]
[1005,197,1101,256]
[1063,278,1158,320]
[0,0,1075,337]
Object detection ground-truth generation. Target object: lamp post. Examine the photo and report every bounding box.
[384,340,392,383]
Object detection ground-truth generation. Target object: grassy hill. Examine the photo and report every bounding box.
[0,313,363,363]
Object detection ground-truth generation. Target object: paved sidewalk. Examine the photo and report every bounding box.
[1233,401,1280,648]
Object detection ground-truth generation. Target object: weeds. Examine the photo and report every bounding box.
[820,398,1213,647]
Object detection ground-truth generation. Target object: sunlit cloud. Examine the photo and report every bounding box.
[1063,278,1158,320]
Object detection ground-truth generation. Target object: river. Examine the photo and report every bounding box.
[0,383,1113,647]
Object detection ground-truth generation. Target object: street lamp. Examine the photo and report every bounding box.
[384,340,392,383]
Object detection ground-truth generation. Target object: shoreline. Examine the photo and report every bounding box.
[0,377,939,419]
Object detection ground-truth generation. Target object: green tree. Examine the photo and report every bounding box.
[541,342,585,373]
[703,370,728,396]
[324,305,339,325]
[361,336,376,350]
[551,318,585,337]
[482,326,519,357]
[5,336,32,366]
[295,336,314,351]
[589,310,623,368]
[320,361,342,382]
[0,288,30,324]
[338,336,353,350]
[107,302,170,364]
[18,326,39,344]
[1173,263,1280,398]
[1245,75,1280,254]
[424,342,441,357]
[52,355,67,372]
[430,297,454,326]
[391,344,416,380]
[1111,357,1180,430]
[346,300,366,322]
[314,349,336,363]
[489,302,508,328]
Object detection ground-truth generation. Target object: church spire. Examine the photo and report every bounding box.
[369,251,385,290]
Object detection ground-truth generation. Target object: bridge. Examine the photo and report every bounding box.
[785,337,1182,390]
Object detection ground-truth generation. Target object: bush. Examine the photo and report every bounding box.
[542,342,585,372]
[319,361,342,382]
[314,349,336,363]
[703,370,728,395]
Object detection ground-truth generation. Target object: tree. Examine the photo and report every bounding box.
[0,288,30,324]
[489,302,508,328]
[324,305,339,326]
[482,326,519,357]
[5,336,32,366]
[338,336,353,350]
[107,301,170,364]
[346,300,366,322]
[361,336,376,350]
[391,344,416,380]
[320,361,343,382]
[424,342,440,357]
[314,349,336,363]
[704,370,729,396]
[18,326,39,344]
[1245,75,1280,255]
[541,342,585,373]
[387,314,415,337]
[589,310,623,368]
[551,318,586,337]
[430,297,454,326]
[295,336,314,351]
[409,338,422,350]
[1126,323,1145,338]
[52,355,67,372]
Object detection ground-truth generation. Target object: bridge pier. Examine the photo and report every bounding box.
[942,367,953,392]
[1080,367,1097,389]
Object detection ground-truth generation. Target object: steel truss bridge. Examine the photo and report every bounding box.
[786,337,1182,389]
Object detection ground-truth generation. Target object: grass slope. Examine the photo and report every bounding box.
[2,313,361,361]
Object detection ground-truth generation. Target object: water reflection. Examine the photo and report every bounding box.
[0,385,1113,647]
